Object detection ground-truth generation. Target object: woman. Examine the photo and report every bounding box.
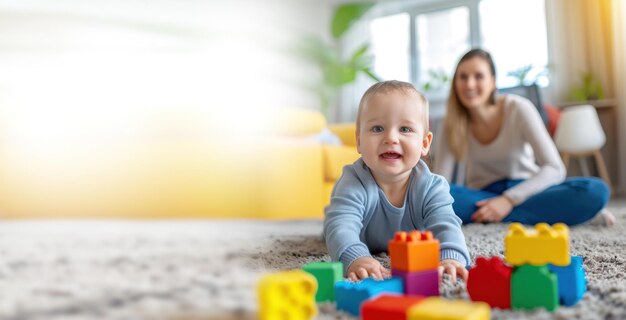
[433,49,614,226]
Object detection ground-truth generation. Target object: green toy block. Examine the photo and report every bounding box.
[302,261,343,302]
[511,265,559,312]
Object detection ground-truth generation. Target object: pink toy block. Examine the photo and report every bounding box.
[392,269,439,297]
[467,256,512,309]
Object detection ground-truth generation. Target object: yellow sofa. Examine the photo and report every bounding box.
[0,107,359,219]
[260,122,360,219]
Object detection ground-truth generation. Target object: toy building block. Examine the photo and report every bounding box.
[335,277,403,316]
[388,230,439,272]
[258,270,317,320]
[302,261,343,302]
[361,294,426,320]
[407,297,490,320]
[392,269,439,296]
[467,256,512,309]
[505,223,570,267]
[511,265,559,312]
[549,255,586,306]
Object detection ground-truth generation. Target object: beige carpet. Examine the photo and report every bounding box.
[0,199,624,320]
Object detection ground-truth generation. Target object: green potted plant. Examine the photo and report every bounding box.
[297,2,381,119]
[507,65,533,85]
[506,64,551,86]
[420,69,450,93]
[569,71,605,101]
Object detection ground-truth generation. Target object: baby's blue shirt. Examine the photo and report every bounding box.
[323,158,470,271]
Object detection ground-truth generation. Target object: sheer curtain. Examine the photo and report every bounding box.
[545,0,614,102]
[610,0,626,196]
[546,0,626,195]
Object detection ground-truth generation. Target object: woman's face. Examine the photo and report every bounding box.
[454,56,496,109]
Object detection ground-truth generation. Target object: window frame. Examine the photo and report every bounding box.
[369,0,482,85]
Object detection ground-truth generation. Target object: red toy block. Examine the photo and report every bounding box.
[467,256,512,309]
[388,230,439,272]
[361,294,426,320]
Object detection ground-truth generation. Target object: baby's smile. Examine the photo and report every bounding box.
[380,151,402,160]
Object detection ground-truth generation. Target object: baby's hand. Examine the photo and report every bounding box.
[347,256,391,281]
[438,259,468,283]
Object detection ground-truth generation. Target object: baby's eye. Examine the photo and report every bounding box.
[371,125,384,133]
[400,127,413,133]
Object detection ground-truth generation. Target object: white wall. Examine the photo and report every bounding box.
[0,0,333,145]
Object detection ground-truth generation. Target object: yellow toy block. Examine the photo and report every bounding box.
[407,297,490,320]
[258,270,318,320]
[505,223,570,267]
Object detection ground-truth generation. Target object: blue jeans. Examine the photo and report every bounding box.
[450,177,610,226]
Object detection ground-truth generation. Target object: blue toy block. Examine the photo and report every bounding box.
[335,277,404,316]
[549,255,586,306]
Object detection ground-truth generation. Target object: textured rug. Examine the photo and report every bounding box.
[0,200,624,320]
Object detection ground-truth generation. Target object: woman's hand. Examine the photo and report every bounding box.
[346,256,391,281]
[438,259,468,283]
[471,195,514,223]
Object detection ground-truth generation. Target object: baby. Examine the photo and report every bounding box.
[323,80,470,282]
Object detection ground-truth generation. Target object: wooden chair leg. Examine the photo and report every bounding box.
[592,150,612,194]
[578,157,591,176]
[561,153,570,170]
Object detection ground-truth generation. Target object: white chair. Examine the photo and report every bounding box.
[554,105,612,192]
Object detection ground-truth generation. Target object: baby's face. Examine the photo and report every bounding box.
[357,91,432,184]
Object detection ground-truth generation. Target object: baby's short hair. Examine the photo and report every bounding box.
[356,80,429,133]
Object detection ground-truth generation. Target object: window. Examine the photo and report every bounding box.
[416,7,471,97]
[367,0,549,102]
[370,13,410,82]
[480,0,549,88]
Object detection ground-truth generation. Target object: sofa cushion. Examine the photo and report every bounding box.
[544,104,561,137]
[323,181,335,208]
[322,145,360,181]
[268,107,327,136]
[328,123,357,147]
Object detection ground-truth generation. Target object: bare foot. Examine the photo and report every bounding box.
[589,208,616,227]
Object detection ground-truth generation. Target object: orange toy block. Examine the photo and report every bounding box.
[505,223,570,267]
[361,294,426,320]
[407,297,491,320]
[388,230,439,272]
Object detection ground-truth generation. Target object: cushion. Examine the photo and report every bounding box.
[544,104,561,137]
[322,145,360,181]
[267,107,327,136]
[328,123,357,147]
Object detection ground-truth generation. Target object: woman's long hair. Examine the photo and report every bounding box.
[444,48,497,161]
